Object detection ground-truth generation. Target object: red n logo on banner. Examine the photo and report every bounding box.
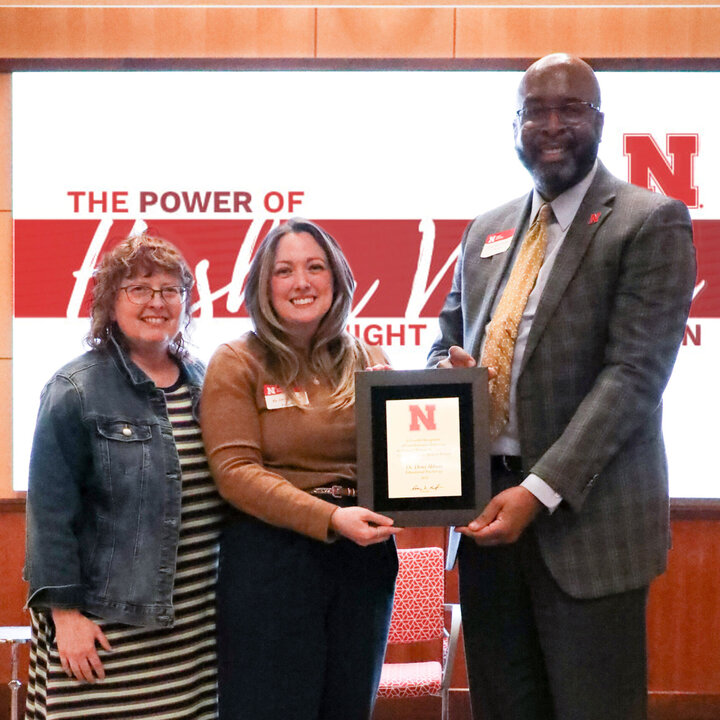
[408,404,436,431]
[623,133,699,208]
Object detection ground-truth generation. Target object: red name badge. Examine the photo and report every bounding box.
[264,384,309,409]
[481,228,515,258]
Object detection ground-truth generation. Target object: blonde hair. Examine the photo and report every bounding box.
[244,218,369,409]
[87,233,194,357]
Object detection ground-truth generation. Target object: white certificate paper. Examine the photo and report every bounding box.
[385,396,463,499]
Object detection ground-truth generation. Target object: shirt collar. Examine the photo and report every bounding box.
[531,160,598,232]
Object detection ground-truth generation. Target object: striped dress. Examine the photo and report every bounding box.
[25,382,224,720]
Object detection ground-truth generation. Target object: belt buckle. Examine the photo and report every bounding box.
[330,484,344,498]
[500,455,522,473]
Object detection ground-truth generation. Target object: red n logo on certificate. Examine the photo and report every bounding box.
[409,404,437,431]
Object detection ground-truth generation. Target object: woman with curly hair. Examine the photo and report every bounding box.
[25,233,224,719]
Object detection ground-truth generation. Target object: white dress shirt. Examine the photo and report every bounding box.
[488,162,598,510]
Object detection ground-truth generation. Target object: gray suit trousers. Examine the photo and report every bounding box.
[458,465,649,720]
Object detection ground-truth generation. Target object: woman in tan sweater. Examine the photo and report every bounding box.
[201,218,400,720]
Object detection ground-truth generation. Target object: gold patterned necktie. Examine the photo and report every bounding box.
[480,203,552,439]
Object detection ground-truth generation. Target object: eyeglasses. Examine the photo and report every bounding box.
[516,101,600,126]
[119,285,188,305]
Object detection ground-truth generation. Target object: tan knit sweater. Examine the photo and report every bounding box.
[200,332,384,542]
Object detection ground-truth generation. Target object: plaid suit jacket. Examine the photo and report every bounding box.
[428,162,696,598]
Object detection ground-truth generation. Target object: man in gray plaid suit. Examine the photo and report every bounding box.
[428,54,696,719]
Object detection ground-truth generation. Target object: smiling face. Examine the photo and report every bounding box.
[112,270,186,355]
[269,231,334,345]
[514,55,604,200]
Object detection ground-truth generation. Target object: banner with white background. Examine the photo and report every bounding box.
[12,71,718,495]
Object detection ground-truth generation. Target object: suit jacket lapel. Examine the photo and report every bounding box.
[468,194,533,360]
[519,164,618,375]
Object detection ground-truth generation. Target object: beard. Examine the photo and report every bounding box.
[516,135,600,199]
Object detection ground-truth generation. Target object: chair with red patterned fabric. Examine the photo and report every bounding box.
[377,546,461,720]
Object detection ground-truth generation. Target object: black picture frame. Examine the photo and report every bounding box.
[355,367,490,527]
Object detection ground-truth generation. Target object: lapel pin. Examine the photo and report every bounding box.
[588,212,601,225]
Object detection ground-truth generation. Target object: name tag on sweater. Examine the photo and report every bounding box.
[481,228,514,257]
[263,384,309,409]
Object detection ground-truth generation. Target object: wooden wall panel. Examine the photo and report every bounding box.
[0,508,28,628]
[317,8,454,58]
[2,0,720,5]
[0,360,12,500]
[0,74,10,368]
[648,519,720,692]
[456,7,720,59]
[0,8,317,59]
[0,508,29,720]
[0,215,11,361]
[0,73,11,501]
[0,75,9,211]
[2,5,720,61]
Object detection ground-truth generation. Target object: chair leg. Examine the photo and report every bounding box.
[10,640,22,720]
[441,687,449,720]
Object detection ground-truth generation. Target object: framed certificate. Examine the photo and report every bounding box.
[355,367,490,526]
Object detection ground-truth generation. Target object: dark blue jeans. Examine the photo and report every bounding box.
[217,513,398,720]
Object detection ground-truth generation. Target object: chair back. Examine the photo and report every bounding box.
[387,546,445,644]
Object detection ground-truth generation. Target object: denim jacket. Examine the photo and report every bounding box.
[24,337,205,628]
